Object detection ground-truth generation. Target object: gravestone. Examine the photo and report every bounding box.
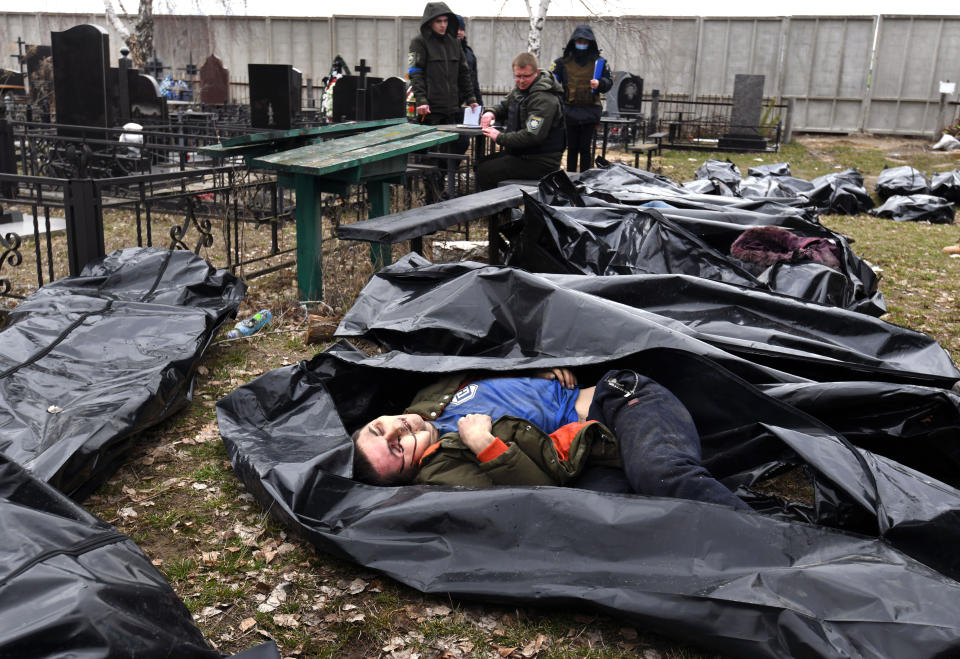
[718,74,768,151]
[369,76,408,120]
[249,63,302,130]
[51,24,112,136]
[604,71,643,117]
[25,45,53,105]
[199,54,229,104]
[127,71,167,120]
[331,74,382,122]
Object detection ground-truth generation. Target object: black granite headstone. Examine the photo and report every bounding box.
[616,75,643,115]
[332,75,382,122]
[128,72,167,120]
[719,74,768,151]
[605,71,643,117]
[51,24,112,135]
[369,77,408,120]
[199,54,229,104]
[249,64,301,130]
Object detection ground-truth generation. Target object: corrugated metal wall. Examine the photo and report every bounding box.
[2,11,958,135]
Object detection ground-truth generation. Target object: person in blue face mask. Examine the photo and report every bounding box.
[550,25,613,172]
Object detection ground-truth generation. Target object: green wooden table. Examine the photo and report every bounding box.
[196,118,406,161]
[246,122,457,302]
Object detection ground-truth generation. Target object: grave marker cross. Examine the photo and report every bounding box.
[354,58,372,121]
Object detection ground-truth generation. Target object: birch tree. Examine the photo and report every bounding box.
[524,0,551,58]
[103,0,154,68]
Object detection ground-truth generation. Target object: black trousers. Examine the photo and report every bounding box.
[579,369,749,510]
[476,151,561,190]
[565,122,596,173]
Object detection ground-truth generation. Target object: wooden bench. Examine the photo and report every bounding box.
[335,183,538,267]
[629,131,669,170]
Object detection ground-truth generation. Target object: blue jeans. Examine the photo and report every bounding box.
[581,369,748,510]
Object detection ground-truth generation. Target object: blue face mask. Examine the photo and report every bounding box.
[575,43,589,50]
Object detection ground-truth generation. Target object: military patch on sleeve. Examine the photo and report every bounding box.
[407,52,416,68]
[527,115,543,132]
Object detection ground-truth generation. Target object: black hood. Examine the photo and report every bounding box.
[563,24,601,59]
[420,2,457,38]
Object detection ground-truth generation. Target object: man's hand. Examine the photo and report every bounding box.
[479,111,495,128]
[590,78,599,90]
[416,104,431,116]
[458,414,496,456]
[481,125,500,142]
[469,102,479,109]
[536,367,577,389]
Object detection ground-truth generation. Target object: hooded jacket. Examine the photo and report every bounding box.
[408,2,476,116]
[550,24,613,123]
[486,70,566,157]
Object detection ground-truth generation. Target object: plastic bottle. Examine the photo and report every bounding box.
[227,309,272,339]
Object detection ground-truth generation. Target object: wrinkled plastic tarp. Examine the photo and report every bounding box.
[504,171,885,315]
[0,247,245,499]
[218,255,960,659]
[0,452,221,658]
[875,165,931,199]
[747,162,791,177]
[694,158,742,189]
[869,194,956,223]
[672,158,874,214]
[931,169,960,203]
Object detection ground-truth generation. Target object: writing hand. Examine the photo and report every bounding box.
[457,413,496,455]
[416,104,431,116]
[479,111,494,128]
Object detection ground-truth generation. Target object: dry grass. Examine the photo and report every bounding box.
[6,134,960,658]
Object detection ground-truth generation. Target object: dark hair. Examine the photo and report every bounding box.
[351,427,410,487]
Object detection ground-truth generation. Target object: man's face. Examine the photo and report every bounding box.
[355,414,438,482]
[457,28,465,40]
[514,65,537,91]
[431,16,448,35]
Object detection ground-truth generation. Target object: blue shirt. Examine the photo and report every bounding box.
[432,377,580,436]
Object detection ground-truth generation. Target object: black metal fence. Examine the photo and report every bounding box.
[0,109,304,307]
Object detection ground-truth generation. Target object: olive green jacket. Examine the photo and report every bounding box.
[406,373,621,487]
[486,70,565,157]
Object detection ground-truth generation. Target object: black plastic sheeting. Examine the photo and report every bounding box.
[875,165,931,200]
[0,452,281,659]
[0,452,218,657]
[869,193,956,223]
[673,158,875,214]
[0,247,245,499]
[503,170,885,315]
[218,255,960,659]
[747,161,791,177]
[694,158,742,191]
[931,169,960,203]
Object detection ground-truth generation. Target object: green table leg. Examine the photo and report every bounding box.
[294,173,324,301]
[368,180,393,270]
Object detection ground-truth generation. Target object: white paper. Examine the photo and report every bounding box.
[461,106,481,126]
[940,81,956,94]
